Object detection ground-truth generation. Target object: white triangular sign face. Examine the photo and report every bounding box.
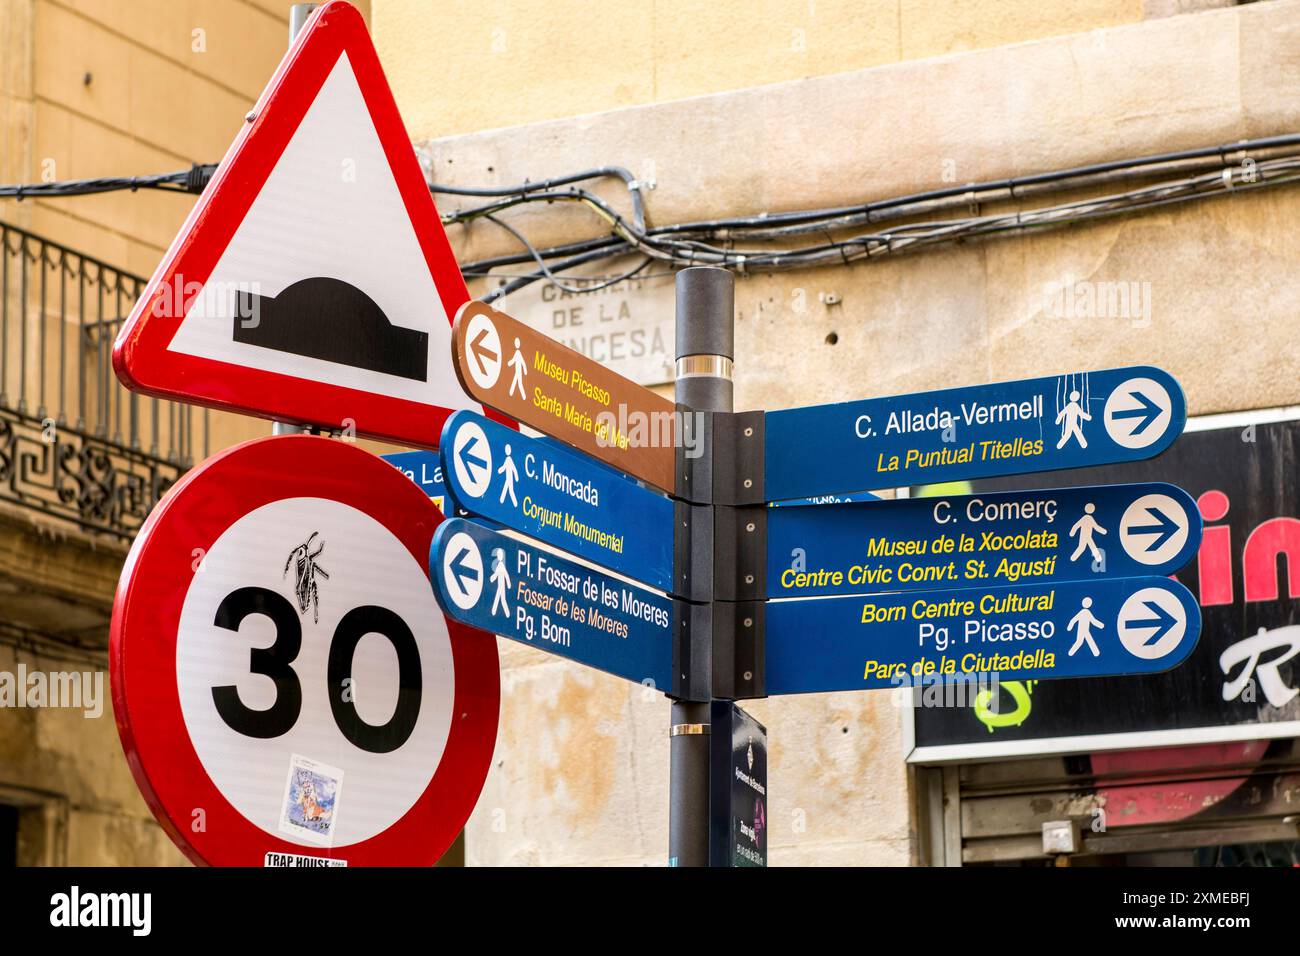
[114,1,480,449]
[171,53,470,412]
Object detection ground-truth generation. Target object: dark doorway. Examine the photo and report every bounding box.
[0,804,18,867]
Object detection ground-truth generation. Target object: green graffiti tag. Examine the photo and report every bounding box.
[973,680,1038,732]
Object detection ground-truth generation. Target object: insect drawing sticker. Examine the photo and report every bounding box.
[284,531,330,623]
[280,754,344,845]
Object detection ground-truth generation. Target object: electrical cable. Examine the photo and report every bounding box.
[482,213,653,294]
[4,135,1300,301]
[430,165,647,233]
[0,163,217,199]
[465,148,1300,297]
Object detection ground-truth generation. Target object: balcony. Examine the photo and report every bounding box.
[0,222,206,541]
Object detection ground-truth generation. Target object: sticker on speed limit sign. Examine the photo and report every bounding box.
[111,435,499,866]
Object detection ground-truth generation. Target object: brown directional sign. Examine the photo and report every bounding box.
[451,301,677,491]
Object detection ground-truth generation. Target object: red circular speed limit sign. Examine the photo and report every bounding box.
[111,435,499,866]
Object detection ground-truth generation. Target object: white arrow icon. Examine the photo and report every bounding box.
[464,311,502,391]
[442,531,484,610]
[1117,586,1187,660]
[451,421,492,499]
[1119,494,1189,565]
[1104,377,1172,449]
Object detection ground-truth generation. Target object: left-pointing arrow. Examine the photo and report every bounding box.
[449,546,480,597]
[470,327,498,377]
[457,435,488,481]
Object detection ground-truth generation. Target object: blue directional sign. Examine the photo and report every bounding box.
[769,491,880,507]
[767,482,1201,598]
[430,518,674,689]
[765,366,1186,501]
[765,576,1201,695]
[383,449,448,511]
[439,411,676,592]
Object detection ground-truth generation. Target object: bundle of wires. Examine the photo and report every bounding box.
[5,134,1299,302]
[0,164,217,199]
[438,134,1300,301]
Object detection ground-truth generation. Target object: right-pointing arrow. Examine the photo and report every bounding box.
[448,546,480,597]
[1111,390,1163,435]
[1126,598,1178,646]
[1129,506,1181,551]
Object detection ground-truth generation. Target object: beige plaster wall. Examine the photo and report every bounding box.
[373,0,1230,139]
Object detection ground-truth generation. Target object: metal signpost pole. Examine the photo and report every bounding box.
[272,3,317,438]
[290,2,317,37]
[669,266,734,867]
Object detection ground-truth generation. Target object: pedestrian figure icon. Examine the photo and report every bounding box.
[1067,596,1103,657]
[498,442,519,507]
[508,337,527,400]
[1056,389,1092,449]
[489,547,511,617]
[1069,502,1107,564]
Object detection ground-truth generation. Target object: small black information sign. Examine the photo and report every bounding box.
[710,702,767,867]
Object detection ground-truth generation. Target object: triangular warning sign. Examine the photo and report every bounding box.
[114,0,478,449]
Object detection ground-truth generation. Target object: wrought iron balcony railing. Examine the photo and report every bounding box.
[0,221,207,540]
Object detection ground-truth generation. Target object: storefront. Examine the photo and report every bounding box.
[909,409,1300,866]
